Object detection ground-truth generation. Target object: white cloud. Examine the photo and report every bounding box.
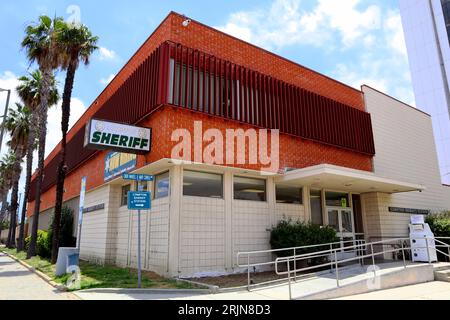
[45,97,87,158]
[100,73,116,85]
[98,46,118,61]
[0,71,20,159]
[215,0,382,50]
[216,0,414,105]
[0,72,86,211]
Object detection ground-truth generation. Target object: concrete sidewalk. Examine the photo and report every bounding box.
[74,262,431,300]
[335,281,450,300]
[0,252,78,300]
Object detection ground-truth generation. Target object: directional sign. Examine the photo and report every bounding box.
[122,173,154,181]
[128,191,151,210]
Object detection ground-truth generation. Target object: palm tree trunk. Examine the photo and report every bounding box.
[17,113,37,252]
[27,66,52,259]
[7,178,19,248]
[51,61,76,264]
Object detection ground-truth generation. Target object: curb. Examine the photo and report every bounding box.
[175,278,220,293]
[77,288,211,295]
[1,250,67,292]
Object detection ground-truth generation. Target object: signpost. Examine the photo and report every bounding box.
[123,173,154,288]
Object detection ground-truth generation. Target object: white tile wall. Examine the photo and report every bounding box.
[179,196,226,276]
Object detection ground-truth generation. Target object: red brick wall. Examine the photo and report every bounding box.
[29,11,370,214]
[29,107,372,214]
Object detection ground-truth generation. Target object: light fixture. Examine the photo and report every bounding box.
[344,183,353,187]
[182,19,191,27]
[241,189,265,193]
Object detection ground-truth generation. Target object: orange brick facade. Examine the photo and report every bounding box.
[28,12,372,215]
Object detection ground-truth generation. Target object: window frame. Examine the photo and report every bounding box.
[233,175,267,202]
[121,184,131,207]
[154,171,170,199]
[183,170,224,199]
[275,184,303,205]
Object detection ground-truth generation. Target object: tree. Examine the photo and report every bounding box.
[50,22,98,263]
[15,70,59,252]
[1,153,18,248]
[3,103,32,248]
[22,15,65,258]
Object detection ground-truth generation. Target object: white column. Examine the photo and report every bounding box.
[224,171,233,270]
[167,165,182,276]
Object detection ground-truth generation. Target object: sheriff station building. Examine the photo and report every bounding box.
[28,12,450,278]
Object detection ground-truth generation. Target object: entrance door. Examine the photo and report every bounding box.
[327,208,355,240]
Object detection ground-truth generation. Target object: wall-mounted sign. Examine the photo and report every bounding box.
[389,207,430,215]
[82,203,105,214]
[104,152,137,181]
[84,119,151,154]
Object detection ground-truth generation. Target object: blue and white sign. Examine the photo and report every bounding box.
[122,173,154,181]
[104,152,136,181]
[127,191,151,210]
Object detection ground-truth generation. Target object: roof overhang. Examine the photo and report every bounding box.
[275,164,425,194]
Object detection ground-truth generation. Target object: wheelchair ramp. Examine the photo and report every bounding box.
[240,262,434,300]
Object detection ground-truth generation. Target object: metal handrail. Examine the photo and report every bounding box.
[275,236,450,300]
[237,238,366,289]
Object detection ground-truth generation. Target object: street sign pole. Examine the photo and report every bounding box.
[123,173,153,289]
[136,180,142,288]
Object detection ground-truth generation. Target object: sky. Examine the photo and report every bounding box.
[0,0,412,211]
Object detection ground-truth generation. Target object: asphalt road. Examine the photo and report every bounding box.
[0,251,78,300]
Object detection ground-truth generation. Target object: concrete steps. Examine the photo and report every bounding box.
[433,262,450,282]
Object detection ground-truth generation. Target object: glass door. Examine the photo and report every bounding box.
[327,208,355,239]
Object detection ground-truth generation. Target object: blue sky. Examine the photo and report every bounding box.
[0,0,411,207]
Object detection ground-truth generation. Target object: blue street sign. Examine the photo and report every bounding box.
[127,191,151,210]
[122,173,154,181]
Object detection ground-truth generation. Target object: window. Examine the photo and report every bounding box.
[276,185,303,204]
[325,191,349,208]
[138,181,148,192]
[183,170,223,198]
[155,171,169,199]
[121,184,131,207]
[310,190,323,225]
[233,176,266,201]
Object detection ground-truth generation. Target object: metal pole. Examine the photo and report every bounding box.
[247,255,250,291]
[136,180,142,288]
[330,243,333,273]
[370,243,376,277]
[334,250,339,287]
[401,241,406,269]
[0,89,11,154]
[425,237,431,264]
[287,258,292,300]
[293,248,297,282]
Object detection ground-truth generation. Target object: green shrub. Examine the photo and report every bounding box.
[426,212,450,238]
[48,206,76,249]
[270,219,339,257]
[24,230,51,258]
[426,212,450,261]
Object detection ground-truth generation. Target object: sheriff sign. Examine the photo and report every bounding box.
[84,119,151,154]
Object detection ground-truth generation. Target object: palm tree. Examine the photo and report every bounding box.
[3,103,32,249]
[22,15,65,258]
[15,70,59,252]
[51,22,98,263]
[1,152,18,248]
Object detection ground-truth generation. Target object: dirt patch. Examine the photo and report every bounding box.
[188,271,287,288]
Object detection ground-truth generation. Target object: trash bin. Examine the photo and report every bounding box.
[55,247,80,276]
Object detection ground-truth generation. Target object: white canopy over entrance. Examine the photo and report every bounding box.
[275,164,425,194]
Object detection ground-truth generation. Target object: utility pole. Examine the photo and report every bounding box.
[0,88,11,154]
